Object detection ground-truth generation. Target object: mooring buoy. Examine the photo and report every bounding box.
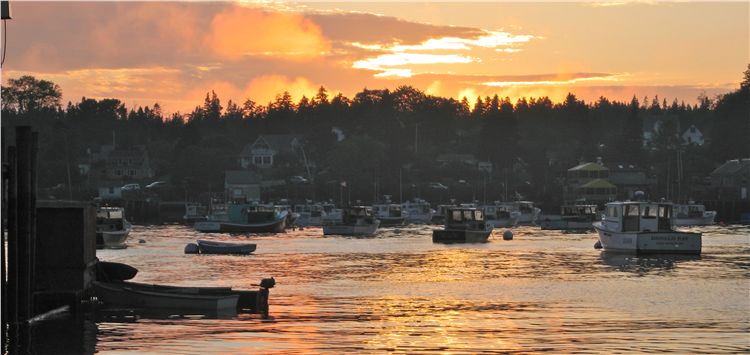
[503,230,513,240]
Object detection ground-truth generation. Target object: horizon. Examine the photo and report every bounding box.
[1,1,747,114]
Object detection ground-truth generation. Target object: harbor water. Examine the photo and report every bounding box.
[85,225,749,353]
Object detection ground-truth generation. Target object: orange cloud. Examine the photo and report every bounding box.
[210,6,331,59]
[244,75,321,104]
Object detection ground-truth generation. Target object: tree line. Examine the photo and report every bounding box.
[2,66,748,207]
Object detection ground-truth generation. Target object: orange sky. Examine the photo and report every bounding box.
[2,1,747,113]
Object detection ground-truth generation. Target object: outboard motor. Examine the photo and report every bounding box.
[260,277,276,289]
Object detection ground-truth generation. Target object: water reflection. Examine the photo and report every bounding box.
[77,225,750,353]
[599,252,702,275]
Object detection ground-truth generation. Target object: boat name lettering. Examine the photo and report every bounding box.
[650,235,688,241]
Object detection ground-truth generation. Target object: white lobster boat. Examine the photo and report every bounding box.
[593,201,701,254]
[402,198,434,224]
[323,206,380,236]
[482,202,520,228]
[672,203,716,226]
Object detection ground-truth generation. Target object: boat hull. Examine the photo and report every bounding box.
[593,222,701,254]
[487,216,519,228]
[432,228,492,244]
[194,218,286,233]
[197,240,257,255]
[97,228,130,249]
[673,212,716,226]
[405,213,433,225]
[93,281,240,314]
[540,219,594,231]
[378,216,405,227]
[323,220,380,236]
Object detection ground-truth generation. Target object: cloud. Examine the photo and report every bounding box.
[209,6,330,59]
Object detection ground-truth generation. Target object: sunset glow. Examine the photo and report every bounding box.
[2,1,746,112]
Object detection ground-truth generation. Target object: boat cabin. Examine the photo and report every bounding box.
[342,206,375,224]
[603,201,673,233]
[483,202,515,218]
[445,207,487,230]
[97,207,125,231]
[294,203,324,217]
[513,201,536,214]
[561,205,598,219]
[674,204,705,218]
[373,204,402,217]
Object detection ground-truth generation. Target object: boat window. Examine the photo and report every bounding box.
[625,205,640,216]
[475,210,484,221]
[658,205,671,218]
[462,210,472,220]
[452,210,462,222]
[642,205,657,219]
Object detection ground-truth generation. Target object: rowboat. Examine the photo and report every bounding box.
[197,239,257,255]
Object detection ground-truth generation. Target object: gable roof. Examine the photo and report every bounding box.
[569,162,608,172]
[240,135,302,157]
[579,178,616,189]
[710,159,750,177]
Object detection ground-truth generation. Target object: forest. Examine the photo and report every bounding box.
[2,66,749,207]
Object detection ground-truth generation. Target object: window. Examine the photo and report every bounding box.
[115,169,122,176]
[625,205,640,216]
[262,156,271,165]
[128,169,136,176]
[452,210,462,221]
[643,205,657,218]
[463,210,473,220]
[658,205,671,218]
[474,210,483,221]
[607,206,619,218]
[253,156,262,165]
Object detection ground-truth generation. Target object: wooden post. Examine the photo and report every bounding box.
[6,146,18,326]
[30,132,38,304]
[16,126,33,321]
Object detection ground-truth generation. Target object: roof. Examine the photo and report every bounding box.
[579,178,616,189]
[225,170,260,184]
[710,158,750,177]
[568,162,608,172]
[249,135,301,154]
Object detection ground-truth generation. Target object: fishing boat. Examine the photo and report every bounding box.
[540,204,598,231]
[194,202,287,233]
[92,278,275,315]
[373,197,406,226]
[96,207,131,249]
[593,201,701,254]
[433,207,493,243]
[293,202,328,226]
[196,240,257,255]
[672,202,716,226]
[481,202,520,228]
[511,201,541,225]
[401,198,434,224]
[182,202,208,224]
[323,206,380,236]
[430,204,455,224]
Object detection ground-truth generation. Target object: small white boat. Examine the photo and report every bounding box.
[672,203,716,226]
[294,202,331,226]
[540,204,598,231]
[323,206,380,236]
[183,202,208,224]
[512,201,541,225]
[96,207,131,249]
[593,201,701,254]
[372,199,405,226]
[402,198,434,224]
[481,202,520,228]
[433,207,493,243]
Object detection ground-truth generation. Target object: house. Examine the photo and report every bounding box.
[565,162,616,203]
[709,158,750,200]
[681,124,705,146]
[98,185,123,200]
[642,114,681,148]
[238,135,303,169]
[104,146,154,180]
[607,163,657,200]
[225,170,261,201]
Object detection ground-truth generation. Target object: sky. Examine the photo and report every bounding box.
[1,1,748,114]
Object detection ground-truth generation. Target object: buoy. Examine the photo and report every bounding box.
[594,240,602,249]
[138,239,146,244]
[184,243,199,254]
[503,230,513,240]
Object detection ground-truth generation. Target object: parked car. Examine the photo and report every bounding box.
[121,183,141,191]
[145,181,168,189]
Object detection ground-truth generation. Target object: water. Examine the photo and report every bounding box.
[68,225,750,353]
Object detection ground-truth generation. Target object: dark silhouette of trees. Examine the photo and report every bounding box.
[2,67,747,204]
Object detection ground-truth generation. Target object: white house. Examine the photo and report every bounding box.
[681,125,705,146]
[238,135,302,169]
